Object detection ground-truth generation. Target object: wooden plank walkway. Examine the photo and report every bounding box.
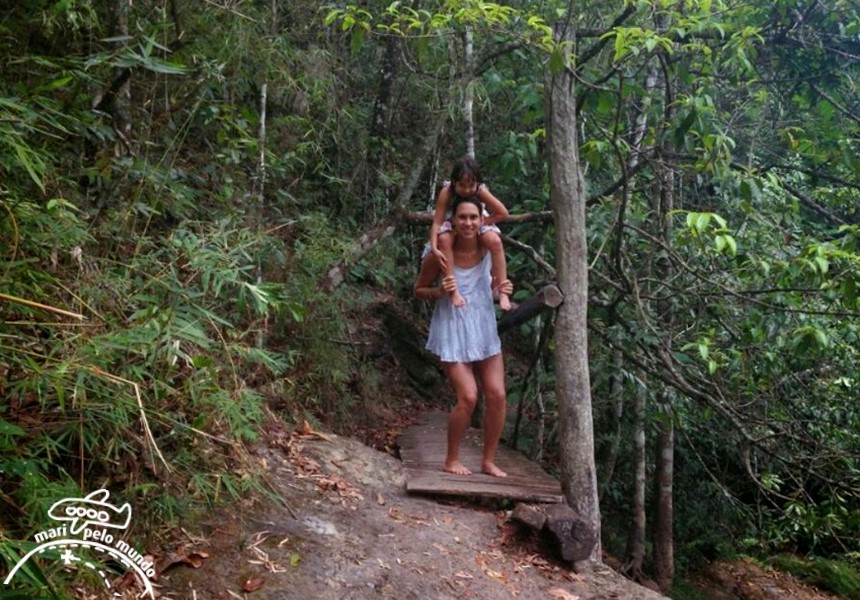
[398,411,564,503]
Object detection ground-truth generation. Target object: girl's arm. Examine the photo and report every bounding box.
[429,186,452,253]
[476,185,509,226]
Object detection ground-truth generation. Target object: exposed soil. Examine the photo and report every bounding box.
[686,559,843,600]
[140,419,842,600]
[153,423,668,600]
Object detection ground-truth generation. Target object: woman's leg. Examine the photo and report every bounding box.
[480,230,511,311]
[442,361,479,474]
[438,232,466,307]
[474,353,507,477]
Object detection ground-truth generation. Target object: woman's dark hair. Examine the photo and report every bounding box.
[451,193,482,216]
[449,155,482,187]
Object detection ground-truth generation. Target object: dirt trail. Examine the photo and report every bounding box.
[156,427,668,600]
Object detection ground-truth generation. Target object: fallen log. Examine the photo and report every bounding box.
[497,284,563,334]
[402,210,554,224]
[511,502,598,563]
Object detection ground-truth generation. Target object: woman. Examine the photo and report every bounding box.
[414,194,512,477]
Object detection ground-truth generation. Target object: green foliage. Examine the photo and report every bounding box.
[0,537,68,599]
[770,554,860,599]
[326,1,556,54]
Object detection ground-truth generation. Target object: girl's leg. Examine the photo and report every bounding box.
[474,353,507,477]
[481,230,511,311]
[442,362,479,474]
[439,232,466,307]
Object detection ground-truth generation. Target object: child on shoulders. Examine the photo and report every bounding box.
[427,156,512,311]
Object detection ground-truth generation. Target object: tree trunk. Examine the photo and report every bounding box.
[464,26,475,158]
[113,0,132,149]
[620,59,659,582]
[649,31,678,584]
[625,384,647,578]
[599,334,623,502]
[546,17,600,560]
[652,152,676,591]
[652,393,675,591]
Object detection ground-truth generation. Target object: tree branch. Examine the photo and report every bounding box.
[783,182,849,227]
[319,108,449,291]
[810,83,860,128]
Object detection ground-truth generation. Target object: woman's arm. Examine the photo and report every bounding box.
[414,254,446,300]
[477,185,509,226]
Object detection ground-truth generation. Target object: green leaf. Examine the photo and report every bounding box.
[685,211,696,229]
[324,9,342,26]
[724,235,737,255]
[715,234,737,255]
[0,420,26,437]
[739,179,756,202]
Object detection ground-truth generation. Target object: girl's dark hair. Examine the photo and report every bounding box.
[451,193,482,216]
[449,155,482,187]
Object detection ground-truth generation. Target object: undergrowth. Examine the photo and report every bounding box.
[0,197,355,596]
[768,554,860,599]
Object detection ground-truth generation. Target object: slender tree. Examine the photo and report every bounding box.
[546,8,601,557]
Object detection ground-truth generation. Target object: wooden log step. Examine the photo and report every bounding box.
[398,411,564,504]
[511,502,598,563]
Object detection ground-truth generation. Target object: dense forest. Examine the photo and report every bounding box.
[1,0,858,598]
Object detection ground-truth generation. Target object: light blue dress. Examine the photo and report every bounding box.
[425,252,501,363]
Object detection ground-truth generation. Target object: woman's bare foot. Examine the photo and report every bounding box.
[451,289,467,308]
[481,462,507,478]
[443,460,472,475]
[499,293,512,311]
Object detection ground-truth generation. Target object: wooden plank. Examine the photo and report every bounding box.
[399,411,564,503]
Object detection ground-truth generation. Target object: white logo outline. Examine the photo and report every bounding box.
[3,488,155,598]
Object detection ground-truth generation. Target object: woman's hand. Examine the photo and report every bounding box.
[441,274,457,294]
[493,279,513,300]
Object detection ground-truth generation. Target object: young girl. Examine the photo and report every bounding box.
[428,156,511,311]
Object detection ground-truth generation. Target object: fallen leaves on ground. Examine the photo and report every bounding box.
[154,544,210,576]
[295,419,332,441]
[242,577,264,592]
[475,551,509,584]
[270,424,365,504]
[245,531,287,573]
